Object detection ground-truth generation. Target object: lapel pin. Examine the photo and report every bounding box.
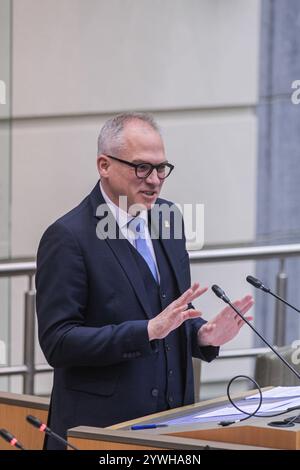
[164,220,170,228]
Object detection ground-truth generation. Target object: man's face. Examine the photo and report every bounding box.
[98,121,166,212]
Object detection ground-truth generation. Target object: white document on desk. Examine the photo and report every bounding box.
[246,386,300,400]
[195,397,300,418]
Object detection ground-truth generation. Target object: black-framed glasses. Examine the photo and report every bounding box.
[104,154,174,180]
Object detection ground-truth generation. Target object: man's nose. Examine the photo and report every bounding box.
[145,168,160,185]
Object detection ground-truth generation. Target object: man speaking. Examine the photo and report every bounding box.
[36,112,253,449]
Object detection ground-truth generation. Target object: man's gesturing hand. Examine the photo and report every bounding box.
[197,295,254,347]
[147,282,207,341]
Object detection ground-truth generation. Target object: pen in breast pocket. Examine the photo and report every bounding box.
[131,424,168,430]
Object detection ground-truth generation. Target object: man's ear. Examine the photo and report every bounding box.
[97,154,110,177]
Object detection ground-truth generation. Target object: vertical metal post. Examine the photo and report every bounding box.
[274,259,287,346]
[23,275,36,394]
[192,358,201,401]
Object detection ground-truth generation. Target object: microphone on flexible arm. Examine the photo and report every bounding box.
[211,284,300,427]
[26,415,78,450]
[0,428,26,450]
[246,275,300,314]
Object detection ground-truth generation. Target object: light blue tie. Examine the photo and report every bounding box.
[130,217,159,283]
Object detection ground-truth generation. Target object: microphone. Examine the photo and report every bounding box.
[0,428,26,450]
[211,284,300,427]
[246,275,300,313]
[211,285,300,382]
[26,415,78,450]
[211,284,230,303]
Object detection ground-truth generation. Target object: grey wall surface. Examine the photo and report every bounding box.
[6,0,260,395]
[0,0,11,376]
[13,0,258,116]
[256,0,300,346]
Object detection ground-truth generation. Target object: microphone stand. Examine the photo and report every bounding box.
[246,275,300,314]
[212,285,300,382]
[26,415,78,450]
[0,429,26,450]
[212,285,300,426]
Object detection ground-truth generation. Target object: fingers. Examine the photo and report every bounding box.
[230,295,254,319]
[231,298,252,311]
[231,303,252,318]
[240,299,254,312]
[175,285,196,308]
[234,306,253,320]
[191,285,208,299]
[243,294,254,303]
[174,290,253,334]
[239,295,254,310]
[152,284,206,340]
[235,300,254,320]
[237,315,253,325]
[232,295,254,307]
[218,299,254,329]
[175,283,207,309]
[182,308,202,321]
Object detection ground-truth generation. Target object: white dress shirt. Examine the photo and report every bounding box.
[100,181,160,281]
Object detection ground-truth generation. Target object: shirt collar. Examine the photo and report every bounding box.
[99,181,148,229]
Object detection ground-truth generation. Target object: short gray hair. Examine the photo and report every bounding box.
[97,112,161,156]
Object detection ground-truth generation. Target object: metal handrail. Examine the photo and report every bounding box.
[189,243,300,262]
[1,243,300,274]
[0,364,52,377]
[1,242,300,394]
[218,347,270,359]
[0,261,36,277]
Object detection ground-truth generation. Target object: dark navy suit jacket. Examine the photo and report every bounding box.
[36,182,218,448]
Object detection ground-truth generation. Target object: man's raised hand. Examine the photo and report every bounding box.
[147,282,207,341]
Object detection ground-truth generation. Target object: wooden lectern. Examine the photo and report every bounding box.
[0,392,49,450]
[67,391,300,450]
[1,390,300,450]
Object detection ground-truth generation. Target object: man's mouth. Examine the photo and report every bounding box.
[141,191,156,196]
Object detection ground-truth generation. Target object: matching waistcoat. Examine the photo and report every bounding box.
[128,237,186,411]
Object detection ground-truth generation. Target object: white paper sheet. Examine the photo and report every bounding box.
[246,386,300,400]
[195,397,300,419]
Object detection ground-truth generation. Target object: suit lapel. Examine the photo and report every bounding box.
[90,182,153,319]
[149,206,186,295]
[149,207,191,355]
[104,236,154,319]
